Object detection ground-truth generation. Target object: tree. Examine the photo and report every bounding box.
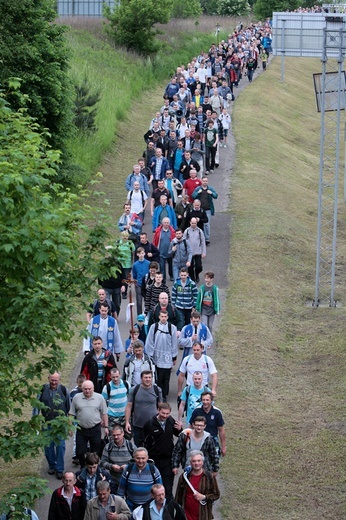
[217,0,251,16]
[253,0,299,19]
[104,0,173,55]
[74,78,101,133]
[200,0,219,14]
[171,0,202,19]
[0,0,74,156]
[0,95,121,513]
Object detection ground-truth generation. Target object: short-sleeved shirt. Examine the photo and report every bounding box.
[181,384,212,424]
[127,385,163,428]
[69,392,107,428]
[204,127,218,147]
[151,188,172,208]
[179,354,217,386]
[190,406,224,438]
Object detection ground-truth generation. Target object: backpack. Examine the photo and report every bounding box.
[108,438,135,456]
[128,189,146,208]
[184,354,209,379]
[124,460,156,483]
[153,321,173,337]
[183,384,210,414]
[93,298,112,314]
[106,380,130,402]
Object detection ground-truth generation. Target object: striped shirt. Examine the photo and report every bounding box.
[117,463,162,510]
[102,380,128,418]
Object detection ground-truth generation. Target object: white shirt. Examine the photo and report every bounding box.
[179,354,217,386]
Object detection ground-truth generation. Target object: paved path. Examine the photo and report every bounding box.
[35,64,264,519]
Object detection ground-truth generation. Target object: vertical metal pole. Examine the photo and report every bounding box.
[281,20,286,82]
[344,122,346,203]
[330,28,344,305]
[314,29,327,307]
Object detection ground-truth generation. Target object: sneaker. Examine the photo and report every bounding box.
[48,469,56,475]
[224,144,227,148]
[56,472,63,480]
[205,170,209,175]
[210,169,214,174]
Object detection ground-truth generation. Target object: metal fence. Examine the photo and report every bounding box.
[57,0,117,16]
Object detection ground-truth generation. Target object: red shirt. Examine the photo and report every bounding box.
[184,473,203,520]
[183,179,202,201]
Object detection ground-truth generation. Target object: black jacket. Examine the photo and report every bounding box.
[143,415,182,461]
[140,498,186,520]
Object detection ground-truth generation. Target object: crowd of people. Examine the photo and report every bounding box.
[13,20,274,520]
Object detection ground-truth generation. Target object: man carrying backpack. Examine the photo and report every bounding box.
[124,371,162,446]
[100,425,136,493]
[117,448,162,512]
[168,228,192,282]
[177,370,213,425]
[145,310,178,401]
[34,371,70,480]
[143,403,182,500]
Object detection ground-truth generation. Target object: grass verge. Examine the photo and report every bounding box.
[216,57,346,519]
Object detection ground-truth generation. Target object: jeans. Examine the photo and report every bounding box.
[201,312,216,332]
[175,307,192,331]
[203,209,212,242]
[159,256,173,283]
[45,437,66,473]
[205,146,217,171]
[172,264,184,283]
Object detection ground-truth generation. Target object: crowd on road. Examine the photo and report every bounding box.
[9,19,274,520]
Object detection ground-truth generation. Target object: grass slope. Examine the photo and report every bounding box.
[217,57,346,519]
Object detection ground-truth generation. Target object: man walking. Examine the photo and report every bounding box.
[133,484,186,520]
[83,480,131,520]
[81,336,117,394]
[177,371,212,425]
[83,303,123,358]
[36,372,70,479]
[117,448,162,512]
[190,391,226,457]
[183,217,206,283]
[145,310,178,401]
[177,342,218,398]
[168,228,192,282]
[178,311,213,359]
[102,367,129,430]
[143,403,182,500]
[175,451,220,520]
[171,267,198,331]
[69,380,109,466]
[100,425,136,494]
[48,471,86,520]
[124,370,162,446]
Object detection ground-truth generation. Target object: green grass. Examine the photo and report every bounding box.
[216,57,346,519]
[65,18,226,183]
